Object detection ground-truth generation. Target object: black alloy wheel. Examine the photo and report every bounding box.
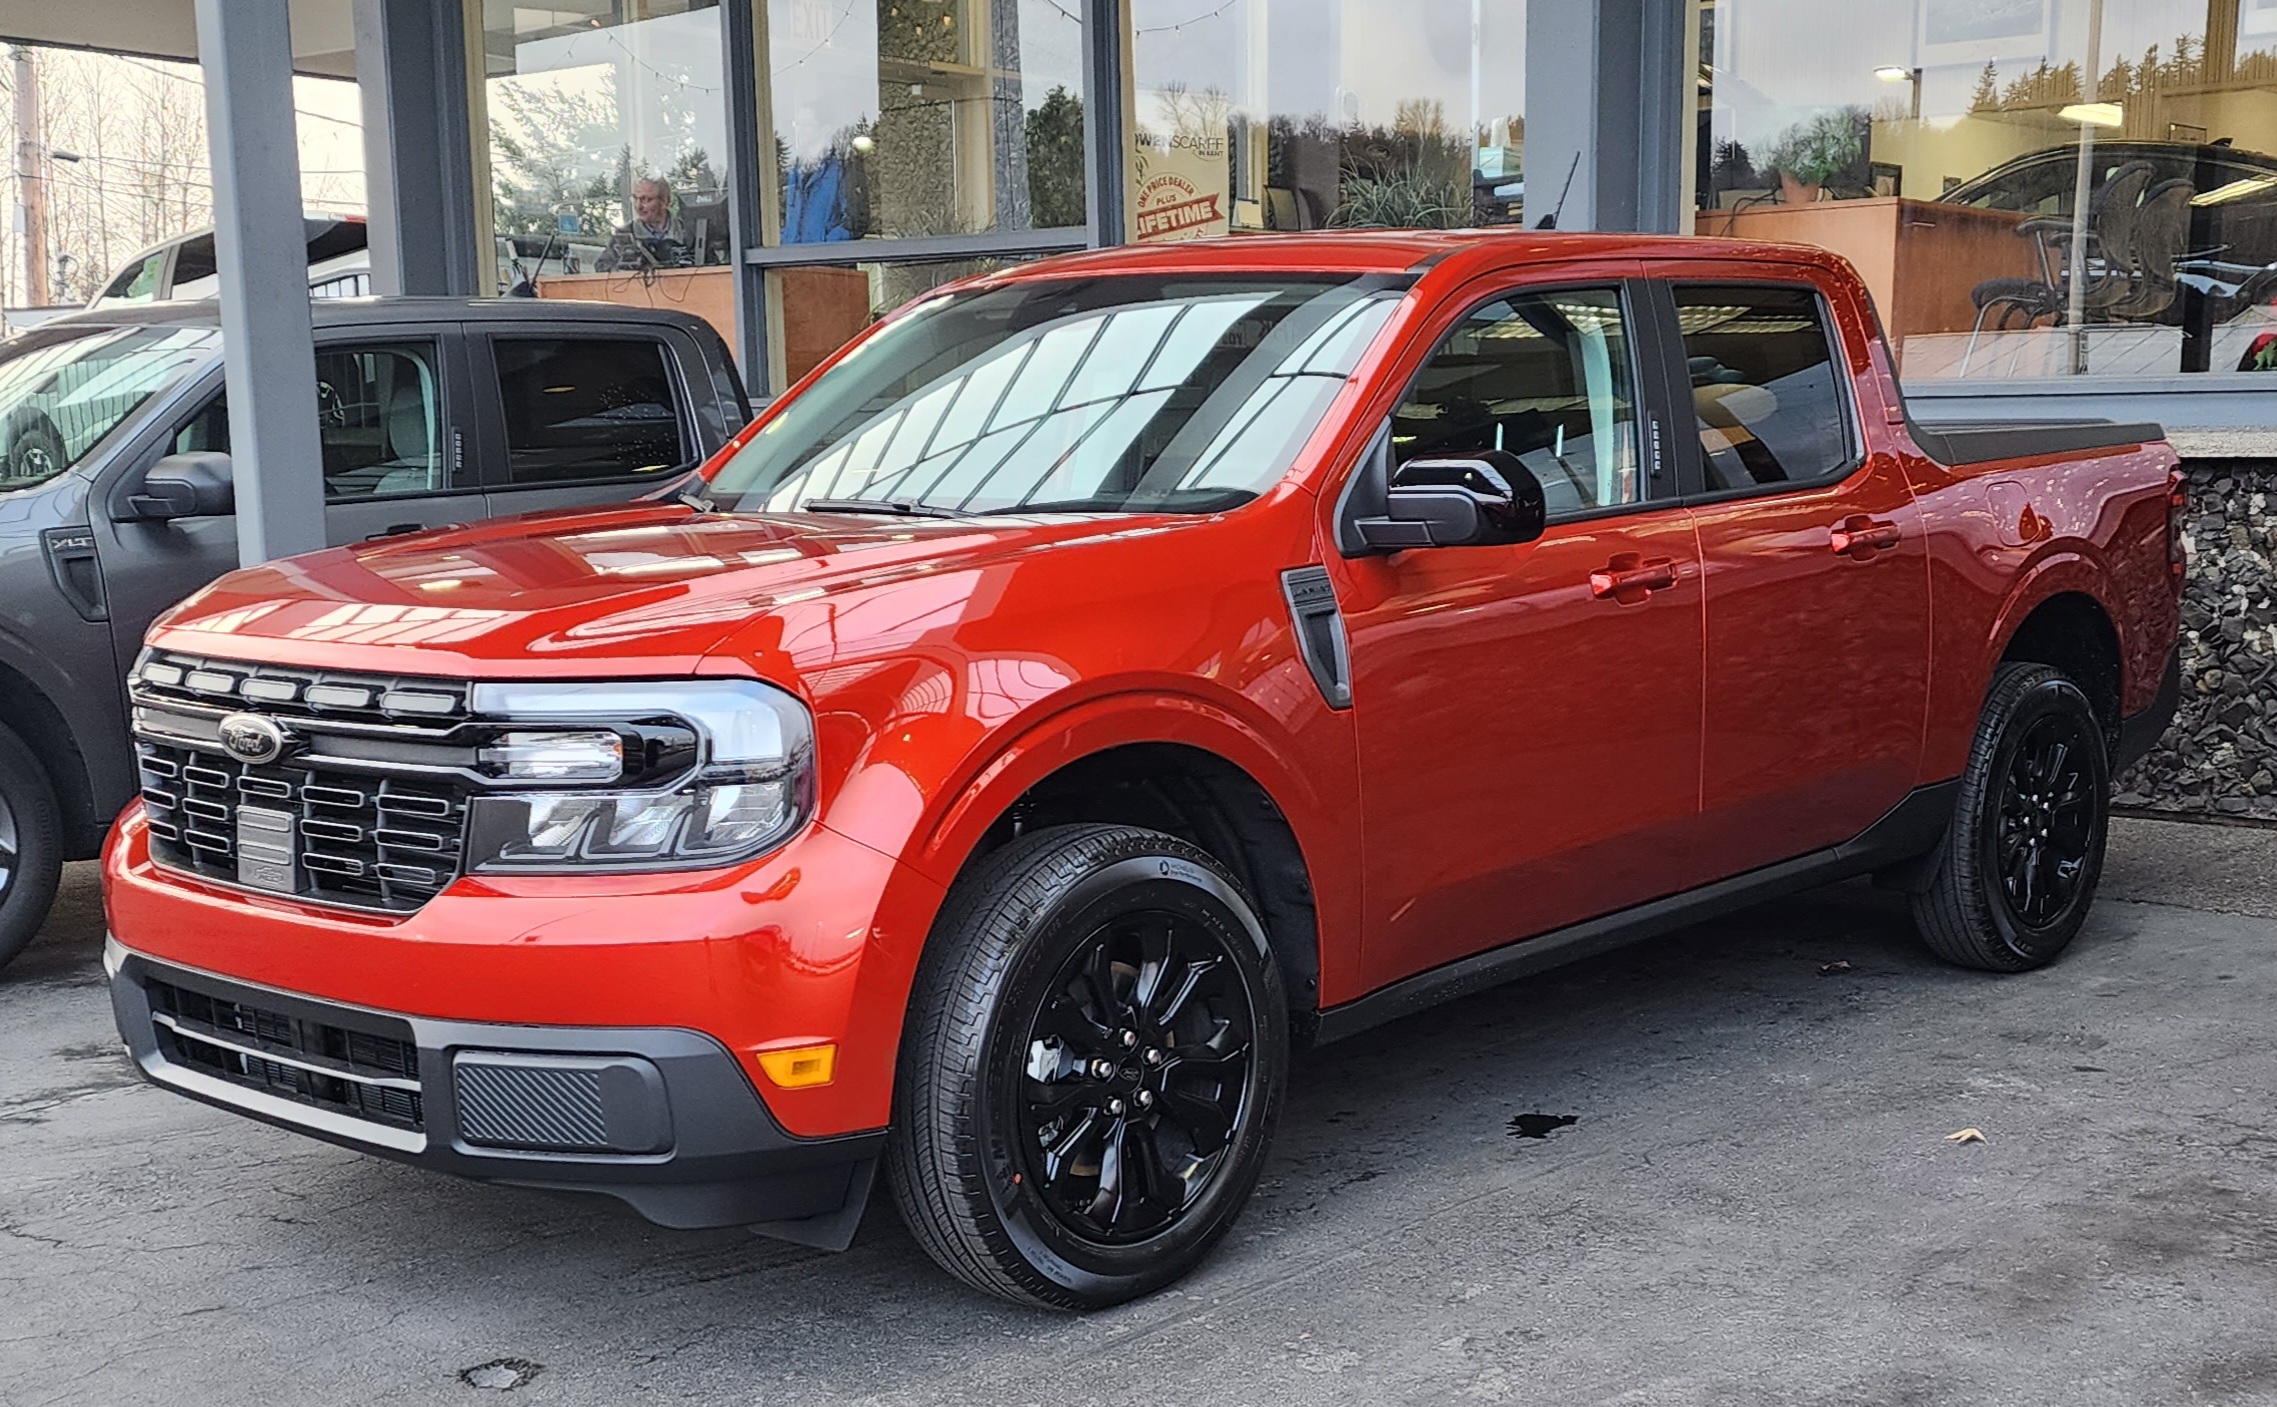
[1913,662,2110,972]
[890,824,1288,1309]
[0,723,64,973]
[1014,908,1257,1245]
[1988,710,2099,929]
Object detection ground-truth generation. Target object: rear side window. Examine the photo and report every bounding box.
[491,337,688,485]
[1673,285,1854,492]
[103,252,166,303]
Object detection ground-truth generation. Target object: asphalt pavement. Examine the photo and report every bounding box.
[4,817,2276,1406]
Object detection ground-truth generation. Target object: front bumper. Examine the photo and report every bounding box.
[108,939,882,1247]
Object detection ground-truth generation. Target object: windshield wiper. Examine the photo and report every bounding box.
[800,497,967,520]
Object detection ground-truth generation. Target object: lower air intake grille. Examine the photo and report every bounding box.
[145,976,424,1132]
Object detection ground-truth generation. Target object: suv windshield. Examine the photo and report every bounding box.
[706,274,1407,517]
[1,325,221,488]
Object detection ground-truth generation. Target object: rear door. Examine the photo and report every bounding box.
[467,324,713,520]
[1649,272,1932,876]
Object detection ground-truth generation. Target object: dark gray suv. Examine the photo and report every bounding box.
[0,298,750,967]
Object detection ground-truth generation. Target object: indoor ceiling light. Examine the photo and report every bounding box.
[2057,102,2125,127]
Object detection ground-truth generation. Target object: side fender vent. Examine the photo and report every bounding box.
[1280,565,1353,711]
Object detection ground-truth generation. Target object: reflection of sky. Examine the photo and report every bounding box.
[1130,0,1524,136]
[1714,0,2257,147]
[768,0,1087,163]
[493,10,730,189]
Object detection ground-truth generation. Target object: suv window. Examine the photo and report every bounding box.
[171,342,449,501]
[102,251,166,303]
[491,337,687,485]
[1673,285,1853,492]
[1393,286,1642,518]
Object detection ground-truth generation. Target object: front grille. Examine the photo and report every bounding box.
[133,652,474,913]
[145,975,425,1132]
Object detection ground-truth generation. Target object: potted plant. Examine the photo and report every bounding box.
[1763,108,1866,205]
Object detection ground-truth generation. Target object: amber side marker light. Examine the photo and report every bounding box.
[757,1043,837,1088]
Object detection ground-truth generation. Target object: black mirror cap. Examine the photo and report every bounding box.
[130,451,234,520]
[1355,449,1546,550]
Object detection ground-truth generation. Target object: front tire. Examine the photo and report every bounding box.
[889,824,1288,1309]
[0,723,64,974]
[1912,663,2110,972]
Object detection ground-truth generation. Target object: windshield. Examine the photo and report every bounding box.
[0,325,220,489]
[706,274,1407,517]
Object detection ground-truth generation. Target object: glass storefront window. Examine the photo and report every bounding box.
[1127,0,1526,241]
[480,1,735,285]
[1697,0,2277,378]
[767,0,1089,244]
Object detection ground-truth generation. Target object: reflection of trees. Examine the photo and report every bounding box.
[490,65,724,241]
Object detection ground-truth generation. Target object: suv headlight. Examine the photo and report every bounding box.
[461,679,814,873]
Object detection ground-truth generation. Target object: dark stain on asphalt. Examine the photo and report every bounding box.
[1507,1113,1578,1140]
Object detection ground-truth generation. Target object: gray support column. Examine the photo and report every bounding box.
[1524,0,1688,233]
[722,0,771,390]
[354,0,483,296]
[194,0,328,566]
[1082,0,1128,246]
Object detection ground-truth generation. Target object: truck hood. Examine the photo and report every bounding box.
[150,503,1168,677]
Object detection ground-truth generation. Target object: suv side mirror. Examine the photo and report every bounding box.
[129,452,235,520]
[1353,450,1547,551]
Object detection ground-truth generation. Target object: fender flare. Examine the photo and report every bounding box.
[1981,549,2122,683]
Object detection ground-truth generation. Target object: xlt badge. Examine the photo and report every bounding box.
[217,713,289,765]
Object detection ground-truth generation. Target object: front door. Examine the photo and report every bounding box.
[1335,281,1706,990]
[96,329,476,687]
[1657,276,1933,875]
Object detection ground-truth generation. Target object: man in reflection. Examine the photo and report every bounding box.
[597,176,691,272]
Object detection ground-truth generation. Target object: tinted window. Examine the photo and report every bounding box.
[1393,287,1641,518]
[493,338,687,485]
[170,235,218,290]
[1674,286,1852,491]
[178,343,448,502]
[102,252,166,304]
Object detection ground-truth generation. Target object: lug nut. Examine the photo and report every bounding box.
[1141,1047,1163,1065]
[1089,1058,1116,1080]
[1135,1089,1155,1109]
[1106,1097,1126,1115]
[1119,1029,1139,1048]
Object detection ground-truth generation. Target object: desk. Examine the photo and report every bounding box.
[1705,198,2041,363]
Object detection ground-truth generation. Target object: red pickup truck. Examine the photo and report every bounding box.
[103,233,2184,1309]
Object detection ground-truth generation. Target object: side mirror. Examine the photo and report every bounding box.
[1353,450,1546,551]
[129,452,235,520]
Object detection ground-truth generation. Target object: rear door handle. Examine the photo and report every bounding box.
[1831,517,1902,557]
[1589,554,1679,602]
[367,522,430,541]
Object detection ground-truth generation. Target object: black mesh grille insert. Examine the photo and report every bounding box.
[454,1060,611,1151]
[145,975,424,1132]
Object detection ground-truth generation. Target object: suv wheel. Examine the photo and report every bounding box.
[0,724,64,973]
[1913,663,2110,972]
[889,824,1288,1309]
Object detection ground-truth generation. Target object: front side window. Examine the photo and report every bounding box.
[183,343,449,502]
[705,275,1404,517]
[1393,287,1642,518]
[492,337,688,485]
[0,325,221,488]
[1674,285,1853,492]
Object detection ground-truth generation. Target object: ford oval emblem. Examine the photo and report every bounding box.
[217,713,289,765]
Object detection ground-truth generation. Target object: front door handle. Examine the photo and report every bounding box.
[1830,516,1903,557]
[1589,554,1679,602]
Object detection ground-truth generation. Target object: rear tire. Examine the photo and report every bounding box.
[0,723,64,974]
[1912,663,2109,972]
[888,824,1288,1309]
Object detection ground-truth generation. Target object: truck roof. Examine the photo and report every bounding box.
[983,230,1847,280]
[27,296,721,336]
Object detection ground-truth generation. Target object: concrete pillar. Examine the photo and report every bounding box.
[353,0,483,297]
[193,0,328,566]
[1524,0,1688,233]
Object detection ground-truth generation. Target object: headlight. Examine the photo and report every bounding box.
[461,680,813,873]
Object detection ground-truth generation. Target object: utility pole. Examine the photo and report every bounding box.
[13,45,49,308]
